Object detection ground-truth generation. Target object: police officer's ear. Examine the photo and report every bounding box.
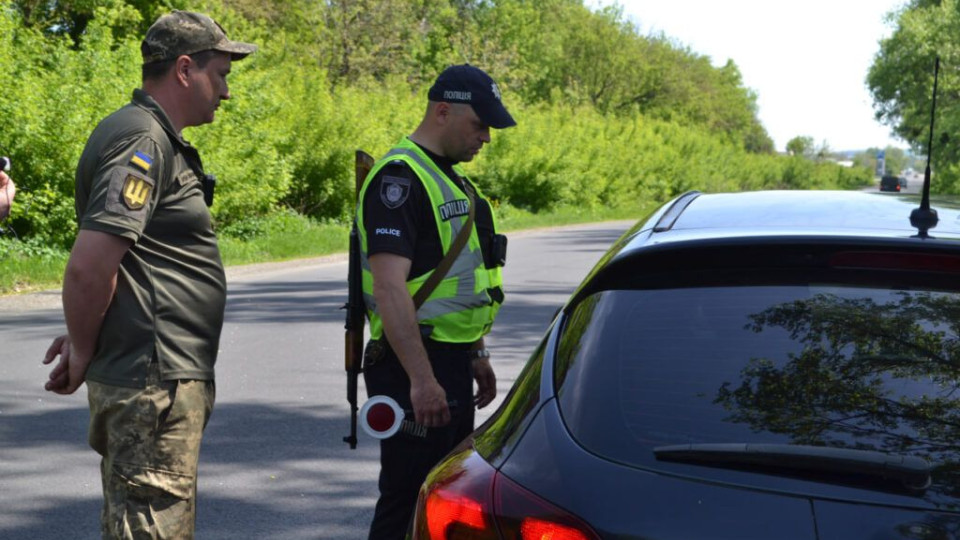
[433,101,453,125]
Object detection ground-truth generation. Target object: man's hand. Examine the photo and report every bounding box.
[410,377,450,427]
[0,171,15,220]
[42,335,90,395]
[473,356,497,409]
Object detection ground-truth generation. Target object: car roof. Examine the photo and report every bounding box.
[641,190,960,243]
[568,190,960,306]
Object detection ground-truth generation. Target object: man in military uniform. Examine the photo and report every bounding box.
[41,11,256,539]
[357,64,516,539]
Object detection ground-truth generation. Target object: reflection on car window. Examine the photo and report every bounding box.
[556,286,960,505]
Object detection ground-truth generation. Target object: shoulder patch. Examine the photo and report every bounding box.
[129,151,153,174]
[176,169,199,187]
[380,175,411,209]
[122,174,153,210]
[105,167,156,218]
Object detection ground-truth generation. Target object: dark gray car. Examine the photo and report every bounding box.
[412,190,960,540]
[880,175,902,191]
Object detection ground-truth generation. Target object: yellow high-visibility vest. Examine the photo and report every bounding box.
[357,138,504,343]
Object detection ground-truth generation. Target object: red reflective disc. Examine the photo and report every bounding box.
[367,402,397,433]
[360,395,405,439]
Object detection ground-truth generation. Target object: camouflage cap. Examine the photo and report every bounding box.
[141,11,258,65]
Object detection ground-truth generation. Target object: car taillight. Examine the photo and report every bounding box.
[520,519,591,540]
[424,489,489,538]
[413,450,498,540]
[413,449,600,540]
[493,470,599,540]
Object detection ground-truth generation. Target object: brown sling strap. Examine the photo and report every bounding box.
[411,180,476,309]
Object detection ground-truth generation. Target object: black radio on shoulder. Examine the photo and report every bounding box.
[491,234,507,267]
[202,174,216,207]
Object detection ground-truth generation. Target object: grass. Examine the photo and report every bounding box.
[0,202,649,296]
[0,249,69,295]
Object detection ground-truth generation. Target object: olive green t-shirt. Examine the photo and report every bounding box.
[75,89,226,388]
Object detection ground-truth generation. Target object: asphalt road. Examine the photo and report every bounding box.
[0,221,633,540]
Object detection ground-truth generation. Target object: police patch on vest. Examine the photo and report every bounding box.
[380,176,410,209]
[438,199,470,221]
[122,174,153,210]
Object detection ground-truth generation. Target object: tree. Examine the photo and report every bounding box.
[814,139,831,162]
[481,0,772,152]
[786,135,814,157]
[884,146,907,176]
[10,0,176,44]
[322,0,432,85]
[867,0,960,190]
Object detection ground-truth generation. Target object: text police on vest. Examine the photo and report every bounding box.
[376,228,402,237]
[438,200,470,221]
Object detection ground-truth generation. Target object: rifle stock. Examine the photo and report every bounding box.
[344,150,375,448]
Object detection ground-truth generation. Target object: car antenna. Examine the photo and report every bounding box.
[911,56,940,238]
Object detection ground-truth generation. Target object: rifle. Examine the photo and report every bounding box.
[344,150,375,449]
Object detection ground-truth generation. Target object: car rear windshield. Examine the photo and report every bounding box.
[555,284,960,505]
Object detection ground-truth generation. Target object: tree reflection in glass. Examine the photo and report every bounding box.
[715,291,960,502]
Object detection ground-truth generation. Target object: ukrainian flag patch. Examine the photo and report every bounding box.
[129,151,153,174]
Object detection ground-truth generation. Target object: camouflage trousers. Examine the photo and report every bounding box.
[87,363,215,540]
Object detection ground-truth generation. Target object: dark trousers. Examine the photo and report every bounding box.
[363,342,475,540]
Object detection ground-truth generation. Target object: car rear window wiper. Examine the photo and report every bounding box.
[653,443,931,492]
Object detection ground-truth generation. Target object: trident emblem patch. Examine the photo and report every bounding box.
[122,175,152,210]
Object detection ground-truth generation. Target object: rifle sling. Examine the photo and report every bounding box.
[411,181,476,310]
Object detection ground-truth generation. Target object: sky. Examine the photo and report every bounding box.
[600,0,909,153]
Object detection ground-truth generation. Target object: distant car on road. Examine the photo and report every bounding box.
[412,190,960,540]
[880,175,901,192]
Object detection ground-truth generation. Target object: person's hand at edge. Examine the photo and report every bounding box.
[0,171,15,221]
[42,334,90,395]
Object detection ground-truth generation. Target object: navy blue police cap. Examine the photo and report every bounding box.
[427,64,516,129]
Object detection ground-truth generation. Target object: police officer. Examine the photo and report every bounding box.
[358,64,516,539]
[41,11,256,539]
